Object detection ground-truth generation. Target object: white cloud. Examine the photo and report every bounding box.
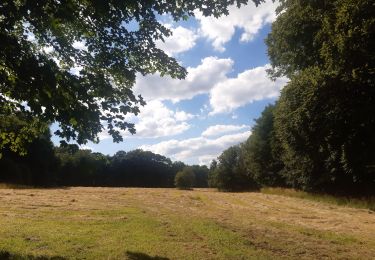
[175,110,195,121]
[134,56,233,102]
[195,1,278,51]
[156,26,198,56]
[209,64,288,114]
[134,100,193,138]
[140,131,250,165]
[98,100,194,139]
[135,59,286,115]
[79,145,93,151]
[202,124,249,137]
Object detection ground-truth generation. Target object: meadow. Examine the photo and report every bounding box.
[0,187,374,259]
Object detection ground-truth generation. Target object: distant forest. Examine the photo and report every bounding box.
[0,130,209,188]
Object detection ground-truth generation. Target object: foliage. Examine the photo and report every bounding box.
[275,68,375,194]
[109,149,177,187]
[0,114,49,157]
[243,104,285,187]
[0,132,209,188]
[215,145,259,192]
[266,0,375,80]
[189,165,209,188]
[0,0,263,154]
[208,159,218,188]
[0,125,58,186]
[174,167,195,190]
[56,146,109,186]
[266,0,375,195]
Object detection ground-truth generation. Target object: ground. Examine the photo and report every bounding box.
[0,187,374,259]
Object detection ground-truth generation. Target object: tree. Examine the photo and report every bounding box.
[189,165,209,188]
[275,68,375,194]
[0,113,49,157]
[266,0,375,80]
[215,145,259,192]
[107,149,177,187]
[0,122,59,186]
[243,104,285,187]
[267,0,375,194]
[0,0,263,154]
[208,159,218,188]
[174,167,195,190]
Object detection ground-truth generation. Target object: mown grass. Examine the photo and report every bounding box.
[261,187,375,211]
[0,187,374,259]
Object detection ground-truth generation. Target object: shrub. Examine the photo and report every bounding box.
[174,168,195,190]
[215,145,259,192]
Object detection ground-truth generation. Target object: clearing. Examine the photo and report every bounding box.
[0,187,374,259]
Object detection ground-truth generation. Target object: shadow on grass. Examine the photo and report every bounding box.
[0,183,71,190]
[126,251,169,260]
[0,250,66,260]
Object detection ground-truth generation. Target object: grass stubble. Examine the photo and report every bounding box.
[0,187,374,259]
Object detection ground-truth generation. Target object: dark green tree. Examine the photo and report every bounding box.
[1,0,263,154]
[243,104,285,187]
[215,145,259,192]
[0,116,58,186]
[174,167,195,190]
[275,68,375,194]
[267,0,375,194]
[266,0,374,80]
[189,165,209,188]
[108,149,177,187]
[208,159,218,188]
[0,113,49,157]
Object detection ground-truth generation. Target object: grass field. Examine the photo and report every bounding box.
[0,187,374,259]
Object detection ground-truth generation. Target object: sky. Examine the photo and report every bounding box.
[53,0,287,165]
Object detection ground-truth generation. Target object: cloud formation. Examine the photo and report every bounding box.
[99,101,194,139]
[141,130,250,165]
[134,56,233,102]
[135,58,287,114]
[202,124,249,137]
[195,1,278,51]
[156,26,198,56]
[209,64,288,114]
[134,101,193,138]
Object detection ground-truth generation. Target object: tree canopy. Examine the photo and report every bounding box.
[243,104,285,187]
[0,131,209,188]
[0,0,264,154]
[266,0,375,194]
[213,145,259,192]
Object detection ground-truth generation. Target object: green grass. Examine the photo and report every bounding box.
[0,208,264,259]
[261,187,375,211]
[0,187,374,259]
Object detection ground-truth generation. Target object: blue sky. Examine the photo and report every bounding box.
[53,1,287,165]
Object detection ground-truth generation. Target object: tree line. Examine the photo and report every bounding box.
[0,126,209,188]
[208,0,375,196]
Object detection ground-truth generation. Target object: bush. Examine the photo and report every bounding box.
[215,145,259,192]
[174,168,195,190]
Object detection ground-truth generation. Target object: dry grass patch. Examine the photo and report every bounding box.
[0,187,374,259]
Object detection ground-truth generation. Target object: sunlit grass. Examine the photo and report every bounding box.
[0,187,374,259]
[261,187,375,211]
